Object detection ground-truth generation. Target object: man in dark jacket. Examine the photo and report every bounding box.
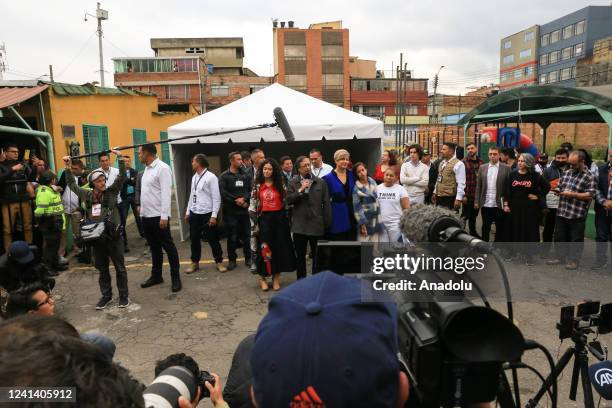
[218,152,252,271]
[118,156,142,251]
[286,156,332,279]
[0,144,35,251]
[426,156,443,204]
[593,147,612,270]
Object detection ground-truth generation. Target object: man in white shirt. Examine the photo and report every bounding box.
[184,154,226,274]
[138,143,182,293]
[309,148,333,178]
[400,144,429,205]
[432,142,466,211]
[474,146,511,242]
[96,152,121,205]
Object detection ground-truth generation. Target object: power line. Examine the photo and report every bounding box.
[55,29,98,79]
[103,37,130,57]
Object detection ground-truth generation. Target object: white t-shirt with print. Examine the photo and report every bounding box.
[377,183,408,241]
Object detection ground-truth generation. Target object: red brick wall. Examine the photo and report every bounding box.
[205,75,272,108]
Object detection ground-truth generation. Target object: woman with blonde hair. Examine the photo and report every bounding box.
[322,149,357,240]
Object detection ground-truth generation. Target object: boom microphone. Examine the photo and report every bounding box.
[588,360,612,400]
[400,204,492,253]
[273,107,295,142]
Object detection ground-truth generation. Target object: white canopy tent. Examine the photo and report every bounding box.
[167,83,384,240]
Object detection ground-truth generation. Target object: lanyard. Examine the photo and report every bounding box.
[312,166,322,177]
[193,170,207,193]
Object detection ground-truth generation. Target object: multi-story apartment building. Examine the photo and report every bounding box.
[113,38,271,113]
[538,5,612,87]
[273,20,350,108]
[499,25,539,90]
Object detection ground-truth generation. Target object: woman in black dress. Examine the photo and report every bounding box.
[249,159,296,291]
[503,153,549,265]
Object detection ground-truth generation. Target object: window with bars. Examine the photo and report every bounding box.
[211,85,229,96]
[160,131,170,166]
[82,125,109,170]
[132,129,147,172]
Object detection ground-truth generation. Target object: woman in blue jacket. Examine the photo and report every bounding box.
[323,149,356,240]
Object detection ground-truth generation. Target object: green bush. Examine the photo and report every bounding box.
[590,147,608,161]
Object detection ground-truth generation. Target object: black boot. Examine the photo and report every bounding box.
[140,276,164,288]
[171,274,182,292]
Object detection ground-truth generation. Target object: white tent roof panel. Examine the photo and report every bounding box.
[167,83,383,143]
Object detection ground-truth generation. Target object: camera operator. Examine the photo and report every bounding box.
[153,353,227,408]
[0,143,35,251]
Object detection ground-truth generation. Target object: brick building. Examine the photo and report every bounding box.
[113,37,271,113]
[273,20,350,108]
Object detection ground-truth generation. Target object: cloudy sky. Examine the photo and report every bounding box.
[1,0,603,94]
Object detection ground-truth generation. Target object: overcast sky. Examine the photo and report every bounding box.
[1,0,604,94]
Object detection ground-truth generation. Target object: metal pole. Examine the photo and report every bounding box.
[49,65,54,82]
[395,65,400,150]
[97,2,105,87]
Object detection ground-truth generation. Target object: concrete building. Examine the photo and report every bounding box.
[351,77,428,122]
[538,5,612,87]
[499,25,539,90]
[114,38,272,113]
[576,36,612,87]
[349,57,377,78]
[273,20,350,108]
[0,80,195,172]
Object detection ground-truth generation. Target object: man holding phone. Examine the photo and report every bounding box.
[285,156,332,279]
[0,144,35,251]
[547,150,596,270]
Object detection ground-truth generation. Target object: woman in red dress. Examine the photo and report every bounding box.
[249,159,296,291]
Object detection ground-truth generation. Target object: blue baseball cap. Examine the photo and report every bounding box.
[8,241,34,264]
[250,271,400,407]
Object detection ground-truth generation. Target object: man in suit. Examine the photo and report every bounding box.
[279,156,296,186]
[474,146,511,242]
[118,156,142,252]
[593,147,612,270]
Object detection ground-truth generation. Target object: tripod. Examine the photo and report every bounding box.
[526,328,601,408]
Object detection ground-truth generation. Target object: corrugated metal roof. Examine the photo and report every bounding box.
[50,82,155,97]
[0,84,49,109]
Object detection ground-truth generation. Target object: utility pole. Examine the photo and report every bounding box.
[49,65,54,82]
[85,3,108,87]
[432,65,444,124]
[0,43,7,81]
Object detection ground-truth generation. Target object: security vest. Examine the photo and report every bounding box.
[436,157,459,197]
[35,186,65,217]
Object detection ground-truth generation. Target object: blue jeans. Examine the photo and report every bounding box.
[81,332,116,361]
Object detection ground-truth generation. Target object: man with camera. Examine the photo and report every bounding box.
[148,353,228,408]
[63,150,130,310]
[285,155,332,280]
[0,143,35,252]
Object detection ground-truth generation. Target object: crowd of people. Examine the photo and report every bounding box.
[1,138,611,407]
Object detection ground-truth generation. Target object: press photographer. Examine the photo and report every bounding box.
[144,352,226,408]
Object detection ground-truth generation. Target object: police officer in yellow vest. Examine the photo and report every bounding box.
[432,142,467,211]
[34,171,67,273]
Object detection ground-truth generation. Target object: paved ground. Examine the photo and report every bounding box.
[52,215,612,408]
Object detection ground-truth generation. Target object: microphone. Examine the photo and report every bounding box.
[400,204,492,253]
[273,107,295,142]
[589,360,612,400]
